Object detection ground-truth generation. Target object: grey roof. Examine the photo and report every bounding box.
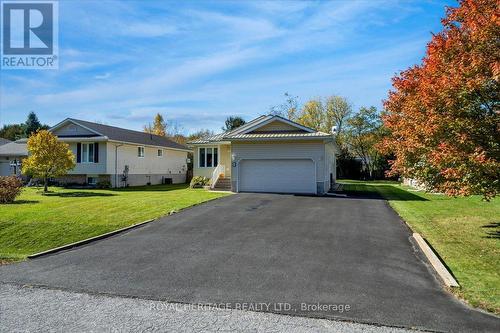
[188,115,331,144]
[0,138,11,146]
[0,141,28,156]
[62,119,190,151]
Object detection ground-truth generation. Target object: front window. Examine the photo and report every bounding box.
[199,147,218,167]
[87,177,97,185]
[157,149,163,157]
[138,146,145,157]
[81,143,95,163]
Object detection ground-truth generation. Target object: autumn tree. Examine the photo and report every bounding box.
[297,99,324,130]
[269,92,300,120]
[22,130,76,193]
[222,116,246,131]
[382,0,499,198]
[188,129,214,142]
[345,107,385,179]
[144,113,167,136]
[325,96,352,136]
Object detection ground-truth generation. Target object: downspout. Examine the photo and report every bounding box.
[114,144,123,188]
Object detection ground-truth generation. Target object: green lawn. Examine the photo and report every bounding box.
[340,180,500,314]
[0,184,231,260]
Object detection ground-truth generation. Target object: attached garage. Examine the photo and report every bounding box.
[239,159,316,194]
[188,115,338,195]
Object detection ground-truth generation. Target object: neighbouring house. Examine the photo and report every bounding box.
[49,118,191,187]
[0,140,27,177]
[188,115,338,194]
[0,138,11,146]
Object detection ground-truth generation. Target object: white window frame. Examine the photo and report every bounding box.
[81,142,95,163]
[198,146,218,168]
[138,146,145,158]
[157,149,163,157]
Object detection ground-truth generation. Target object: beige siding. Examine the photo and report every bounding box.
[192,145,231,179]
[231,141,327,193]
[66,141,107,175]
[106,143,188,186]
[219,145,231,177]
[250,120,304,133]
[324,142,337,191]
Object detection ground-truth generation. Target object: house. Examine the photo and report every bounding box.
[0,140,27,177]
[188,115,338,194]
[49,118,191,187]
[0,138,11,146]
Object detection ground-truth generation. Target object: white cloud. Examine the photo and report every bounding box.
[188,10,284,43]
[94,72,111,80]
[121,22,177,38]
[1,0,435,132]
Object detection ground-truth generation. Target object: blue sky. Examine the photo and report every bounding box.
[0,0,455,134]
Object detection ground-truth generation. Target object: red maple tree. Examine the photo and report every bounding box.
[381,0,499,198]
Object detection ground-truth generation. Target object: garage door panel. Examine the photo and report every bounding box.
[239,159,315,194]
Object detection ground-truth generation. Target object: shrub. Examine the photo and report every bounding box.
[0,176,23,203]
[189,176,210,188]
[97,180,111,189]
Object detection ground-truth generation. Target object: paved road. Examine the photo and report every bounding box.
[0,193,498,332]
[0,283,416,332]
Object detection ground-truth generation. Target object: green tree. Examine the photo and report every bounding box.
[25,111,47,136]
[222,116,246,131]
[0,124,27,141]
[344,107,385,179]
[22,130,76,192]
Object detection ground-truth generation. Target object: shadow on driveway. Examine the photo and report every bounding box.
[0,193,497,332]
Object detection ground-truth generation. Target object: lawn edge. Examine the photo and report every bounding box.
[26,191,232,260]
[375,183,500,315]
[27,218,155,259]
[412,233,459,287]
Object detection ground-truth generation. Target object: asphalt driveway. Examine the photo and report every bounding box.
[0,193,498,332]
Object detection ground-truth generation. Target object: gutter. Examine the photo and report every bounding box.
[107,139,192,153]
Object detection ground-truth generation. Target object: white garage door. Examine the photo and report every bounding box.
[239,159,316,194]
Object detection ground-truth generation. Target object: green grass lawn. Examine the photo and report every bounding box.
[340,180,500,314]
[0,184,231,260]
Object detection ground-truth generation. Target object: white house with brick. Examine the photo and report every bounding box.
[48,118,191,187]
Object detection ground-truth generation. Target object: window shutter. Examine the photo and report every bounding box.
[77,143,81,163]
[94,143,99,163]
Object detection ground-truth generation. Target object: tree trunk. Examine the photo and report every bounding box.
[44,177,48,193]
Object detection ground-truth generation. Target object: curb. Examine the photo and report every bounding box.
[27,219,155,259]
[412,233,459,288]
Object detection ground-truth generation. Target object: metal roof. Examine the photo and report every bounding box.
[226,132,332,139]
[188,115,331,144]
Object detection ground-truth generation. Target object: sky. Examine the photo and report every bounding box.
[0,0,456,134]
